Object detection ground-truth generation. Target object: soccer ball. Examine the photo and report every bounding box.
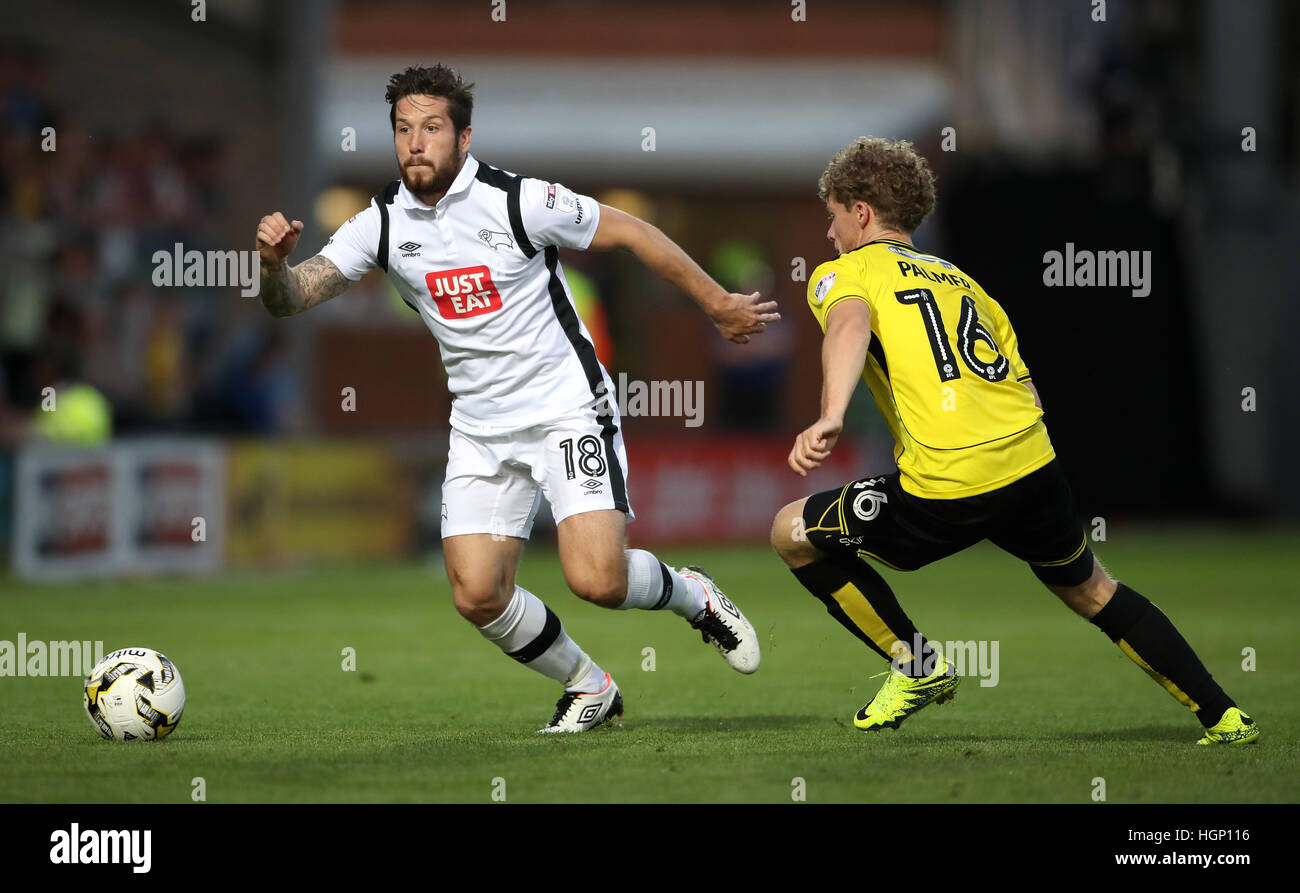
[83,647,186,741]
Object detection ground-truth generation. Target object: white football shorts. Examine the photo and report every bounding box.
[440,400,633,539]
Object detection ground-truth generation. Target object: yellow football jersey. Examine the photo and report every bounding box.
[807,239,1056,499]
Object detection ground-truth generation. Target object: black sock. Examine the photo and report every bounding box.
[1089,583,1234,727]
[791,554,937,677]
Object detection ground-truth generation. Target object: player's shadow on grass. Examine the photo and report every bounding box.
[1061,725,1191,744]
[632,715,817,732]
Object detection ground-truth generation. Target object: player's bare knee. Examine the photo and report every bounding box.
[569,572,626,607]
[771,500,816,566]
[451,583,512,626]
[448,565,516,626]
[572,579,626,608]
[770,501,800,556]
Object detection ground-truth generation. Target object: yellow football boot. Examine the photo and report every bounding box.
[1196,707,1259,746]
[854,654,960,732]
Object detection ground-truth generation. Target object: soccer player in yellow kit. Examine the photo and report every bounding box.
[770,137,1257,745]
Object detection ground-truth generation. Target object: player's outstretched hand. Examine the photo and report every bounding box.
[711,291,781,344]
[788,417,843,476]
[256,213,304,264]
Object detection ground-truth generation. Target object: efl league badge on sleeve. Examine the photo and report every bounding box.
[813,271,836,304]
[550,184,576,213]
[545,183,577,214]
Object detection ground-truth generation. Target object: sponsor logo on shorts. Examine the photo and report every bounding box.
[851,489,887,521]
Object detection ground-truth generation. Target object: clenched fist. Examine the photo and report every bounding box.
[256,212,304,264]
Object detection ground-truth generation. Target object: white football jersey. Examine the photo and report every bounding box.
[318,153,612,434]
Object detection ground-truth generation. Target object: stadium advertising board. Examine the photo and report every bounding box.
[13,440,224,581]
[225,441,414,566]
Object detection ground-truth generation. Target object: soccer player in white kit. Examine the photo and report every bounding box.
[255,65,780,732]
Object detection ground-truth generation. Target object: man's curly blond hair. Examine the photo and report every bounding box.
[818,137,936,234]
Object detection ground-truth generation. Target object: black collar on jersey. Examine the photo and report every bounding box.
[841,237,915,257]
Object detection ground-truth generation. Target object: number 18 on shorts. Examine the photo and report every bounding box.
[440,402,633,540]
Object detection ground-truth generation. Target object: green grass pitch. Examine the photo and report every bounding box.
[1,528,1295,803]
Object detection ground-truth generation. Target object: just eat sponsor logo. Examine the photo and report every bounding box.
[426,266,502,319]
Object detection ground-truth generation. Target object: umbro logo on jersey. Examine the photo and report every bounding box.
[477,229,514,251]
[398,241,422,257]
[426,265,503,319]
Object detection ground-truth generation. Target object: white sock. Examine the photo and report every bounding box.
[478,586,602,690]
[621,549,708,618]
[563,655,609,694]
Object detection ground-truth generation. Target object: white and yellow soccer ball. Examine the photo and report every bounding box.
[83,648,186,741]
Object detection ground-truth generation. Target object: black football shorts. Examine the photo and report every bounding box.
[800,459,1094,586]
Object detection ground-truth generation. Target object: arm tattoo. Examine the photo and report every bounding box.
[259,258,300,317]
[260,255,351,317]
[294,255,351,311]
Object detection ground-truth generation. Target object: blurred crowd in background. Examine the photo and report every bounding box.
[0,40,303,440]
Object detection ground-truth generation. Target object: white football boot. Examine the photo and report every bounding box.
[538,673,624,733]
[679,565,761,674]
